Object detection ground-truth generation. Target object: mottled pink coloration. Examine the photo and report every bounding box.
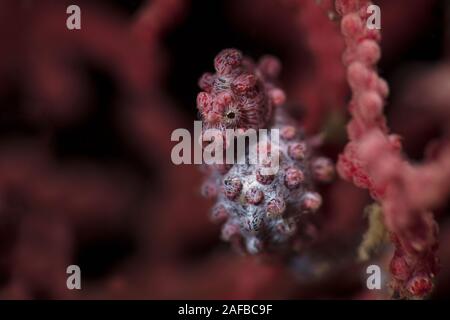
[199,49,335,256]
[197,49,285,130]
[284,167,305,189]
[206,119,331,255]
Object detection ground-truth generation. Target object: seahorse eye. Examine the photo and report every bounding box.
[226,111,236,120]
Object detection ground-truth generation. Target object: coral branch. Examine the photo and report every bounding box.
[334,0,450,298]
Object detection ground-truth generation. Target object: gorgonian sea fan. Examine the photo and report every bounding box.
[198,49,334,256]
[335,0,449,299]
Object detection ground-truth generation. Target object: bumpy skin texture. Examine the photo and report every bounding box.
[334,0,448,299]
[213,118,324,255]
[199,49,334,255]
[197,49,286,131]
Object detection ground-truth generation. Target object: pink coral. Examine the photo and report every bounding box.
[197,49,285,131]
[335,0,450,298]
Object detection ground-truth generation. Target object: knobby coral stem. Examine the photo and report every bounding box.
[334,0,450,299]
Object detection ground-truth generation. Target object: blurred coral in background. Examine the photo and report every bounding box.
[0,0,449,299]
